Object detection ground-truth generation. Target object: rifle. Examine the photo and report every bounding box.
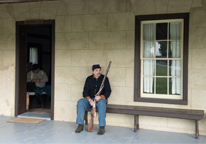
[87,61,112,132]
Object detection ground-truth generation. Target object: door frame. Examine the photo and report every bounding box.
[15,20,55,120]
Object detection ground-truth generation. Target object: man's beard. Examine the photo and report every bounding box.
[96,73,101,78]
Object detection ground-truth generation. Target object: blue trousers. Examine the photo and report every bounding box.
[76,98,107,126]
[35,85,51,95]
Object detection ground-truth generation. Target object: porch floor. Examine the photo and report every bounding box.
[1,116,206,144]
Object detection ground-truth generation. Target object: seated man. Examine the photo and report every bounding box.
[27,64,51,107]
[75,64,111,135]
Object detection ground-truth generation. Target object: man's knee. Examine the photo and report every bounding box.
[77,98,86,106]
[97,99,107,107]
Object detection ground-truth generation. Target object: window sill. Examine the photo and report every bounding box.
[134,97,187,105]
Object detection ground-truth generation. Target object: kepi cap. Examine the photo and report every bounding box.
[92,64,101,71]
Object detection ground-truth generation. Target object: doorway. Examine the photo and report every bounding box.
[15,20,55,120]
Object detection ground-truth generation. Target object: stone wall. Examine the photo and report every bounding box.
[0,0,206,135]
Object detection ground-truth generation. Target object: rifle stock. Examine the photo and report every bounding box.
[87,61,112,132]
[87,112,94,132]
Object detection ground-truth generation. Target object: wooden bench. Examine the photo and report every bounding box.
[26,91,46,110]
[84,104,204,139]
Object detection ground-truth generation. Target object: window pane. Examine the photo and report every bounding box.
[156,78,167,94]
[156,41,167,58]
[143,77,154,94]
[143,60,154,76]
[143,42,154,58]
[156,23,167,40]
[29,47,38,64]
[169,78,181,95]
[143,23,155,40]
[169,41,181,58]
[169,22,181,40]
[156,60,167,76]
[169,60,181,76]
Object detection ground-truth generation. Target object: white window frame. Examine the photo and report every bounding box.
[140,19,184,100]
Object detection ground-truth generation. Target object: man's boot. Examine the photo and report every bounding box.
[35,93,44,107]
[97,126,105,135]
[75,124,84,133]
[45,95,51,105]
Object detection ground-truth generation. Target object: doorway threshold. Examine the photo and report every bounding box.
[18,112,51,120]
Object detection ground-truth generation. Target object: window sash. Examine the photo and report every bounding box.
[140,19,184,100]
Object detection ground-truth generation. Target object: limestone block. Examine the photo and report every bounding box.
[89,0,126,14]
[188,47,192,69]
[54,101,76,118]
[0,35,15,51]
[72,14,107,32]
[125,115,134,125]
[167,0,193,13]
[109,86,133,105]
[55,83,70,101]
[70,85,84,102]
[71,50,107,67]
[86,66,93,77]
[12,3,30,21]
[0,51,2,65]
[191,8,206,28]
[57,0,89,15]
[0,20,2,34]
[140,124,193,134]
[168,118,194,130]
[154,0,168,14]
[0,66,15,116]
[0,101,14,116]
[192,89,206,110]
[3,51,15,66]
[55,33,67,50]
[199,115,206,131]
[56,16,72,32]
[107,50,134,67]
[126,31,134,50]
[0,4,14,19]
[126,67,134,87]
[39,1,59,19]
[126,0,133,12]
[130,0,155,15]
[89,31,127,50]
[54,117,70,122]
[106,113,126,123]
[108,67,126,87]
[66,32,89,49]
[191,49,206,69]
[29,2,40,19]
[188,69,206,90]
[55,50,72,66]
[192,0,203,7]
[2,19,15,34]
[108,12,134,31]
[55,67,87,84]
[139,116,168,127]
[189,28,206,49]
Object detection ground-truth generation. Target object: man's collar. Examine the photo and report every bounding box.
[93,74,101,79]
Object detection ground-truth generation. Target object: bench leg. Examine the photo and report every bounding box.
[26,93,29,110]
[134,115,139,132]
[84,111,88,125]
[195,120,199,139]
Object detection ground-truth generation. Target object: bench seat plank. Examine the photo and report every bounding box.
[85,104,204,139]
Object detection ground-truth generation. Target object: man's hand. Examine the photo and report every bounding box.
[31,79,36,82]
[95,96,101,101]
[36,79,41,82]
[89,99,94,106]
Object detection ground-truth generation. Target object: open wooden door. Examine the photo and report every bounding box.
[15,20,55,119]
[15,22,27,116]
